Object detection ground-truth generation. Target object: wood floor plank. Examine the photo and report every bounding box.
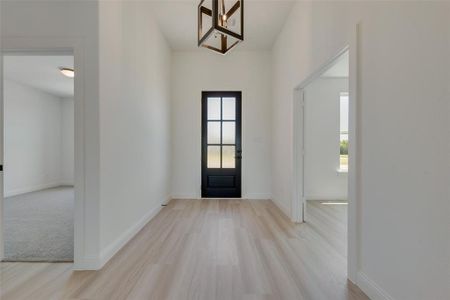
[0,199,369,300]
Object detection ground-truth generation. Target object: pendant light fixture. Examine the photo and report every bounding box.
[198,0,244,54]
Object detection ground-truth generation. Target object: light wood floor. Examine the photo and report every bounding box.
[0,199,369,300]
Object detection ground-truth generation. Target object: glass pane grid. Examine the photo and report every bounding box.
[207,96,237,169]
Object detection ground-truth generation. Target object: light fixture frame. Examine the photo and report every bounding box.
[198,0,244,54]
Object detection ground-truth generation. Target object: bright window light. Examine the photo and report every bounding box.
[339,92,349,171]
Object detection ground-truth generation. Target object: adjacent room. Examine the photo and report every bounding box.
[300,50,350,273]
[2,55,74,262]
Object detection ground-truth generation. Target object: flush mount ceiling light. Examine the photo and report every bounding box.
[59,67,75,78]
[198,0,244,55]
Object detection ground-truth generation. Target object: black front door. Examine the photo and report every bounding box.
[201,91,242,198]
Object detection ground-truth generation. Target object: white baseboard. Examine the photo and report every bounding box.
[4,182,67,198]
[357,272,395,300]
[171,194,200,200]
[305,197,348,201]
[242,193,271,200]
[73,256,102,271]
[162,196,171,205]
[97,204,164,270]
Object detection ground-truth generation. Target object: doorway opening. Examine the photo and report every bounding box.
[293,47,356,280]
[2,54,75,262]
[201,91,242,198]
[302,51,349,260]
[303,51,349,210]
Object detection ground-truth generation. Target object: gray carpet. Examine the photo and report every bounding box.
[3,186,74,262]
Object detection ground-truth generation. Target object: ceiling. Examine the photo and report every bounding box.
[148,0,296,51]
[321,51,349,78]
[4,55,74,98]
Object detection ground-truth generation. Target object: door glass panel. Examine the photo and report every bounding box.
[208,122,221,144]
[208,146,221,168]
[222,97,236,120]
[208,97,221,120]
[222,122,235,144]
[222,146,235,168]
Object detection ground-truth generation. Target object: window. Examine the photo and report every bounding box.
[206,96,237,169]
[339,92,349,171]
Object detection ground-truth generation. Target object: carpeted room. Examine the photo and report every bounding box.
[2,55,74,262]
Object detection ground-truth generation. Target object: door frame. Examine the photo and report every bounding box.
[292,24,360,283]
[0,37,87,268]
[201,91,242,198]
[293,46,349,223]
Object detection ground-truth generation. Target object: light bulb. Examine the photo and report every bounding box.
[59,67,75,78]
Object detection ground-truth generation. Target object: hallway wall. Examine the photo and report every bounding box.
[271,2,450,299]
[171,50,272,199]
[98,1,172,265]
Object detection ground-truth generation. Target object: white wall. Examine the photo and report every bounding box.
[304,77,348,200]
[1,0,100,268]
[4,79,63,196]
[61,98,74,185]
[98,1,172,264]
[171,51,272,199]
[272,2,450,299]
